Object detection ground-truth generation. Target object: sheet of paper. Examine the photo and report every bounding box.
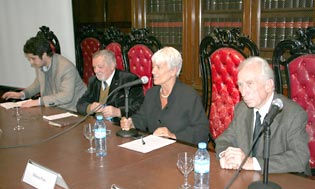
[118,135,176,153]
[43,112,78,121]
[0,99,32,109]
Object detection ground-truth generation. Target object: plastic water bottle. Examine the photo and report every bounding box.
[194,142,210,189]
[94,115,107,157]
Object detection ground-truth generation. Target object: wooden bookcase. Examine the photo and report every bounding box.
[131,0,315,92]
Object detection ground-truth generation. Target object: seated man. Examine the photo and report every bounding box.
[2,32,86,112]
[120,47,209,145]
[76,50,144,123]
[215,56,310,175]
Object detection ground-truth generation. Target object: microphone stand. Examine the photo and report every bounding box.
[248,125,281,189]
[116,87,138,137]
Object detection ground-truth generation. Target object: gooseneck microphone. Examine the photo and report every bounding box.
[224,98,283,189]
[115,76,148,138]
[261,98,283,127]
[114,76,149,90]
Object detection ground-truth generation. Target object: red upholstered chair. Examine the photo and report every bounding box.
[123,28,162,94]
[199,28,259,144]
[75,25,103,84]
[103,26,127,71]
[38,25,61,54]
[272,27,315,174]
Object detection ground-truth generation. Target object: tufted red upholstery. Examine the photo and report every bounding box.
[105,42,124,71]
[272,27,315,172]
[200,28,259,143]
[80,37,101,84]
[128,44,153,94]
[288,54,315,168]
[209,48,243,139]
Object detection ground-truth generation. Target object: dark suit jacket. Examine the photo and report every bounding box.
[132,79,210,145]
[76,69,144,122]
[215,94,310,175]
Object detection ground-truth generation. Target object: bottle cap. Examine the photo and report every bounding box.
[96,115,103,120]
[198,142,207,149]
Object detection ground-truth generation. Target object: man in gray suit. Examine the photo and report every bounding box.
[215,56,310,175]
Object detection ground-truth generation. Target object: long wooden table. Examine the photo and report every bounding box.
[0,106,314,189]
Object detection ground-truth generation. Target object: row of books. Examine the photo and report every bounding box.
[261,0,314,9]
[260,17,314,48]
[146,0,182,13]
[203,0,243,11]
[148,22,182,46]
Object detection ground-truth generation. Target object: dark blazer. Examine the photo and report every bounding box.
[132,79,210,145]
[76,69,144,122]
[215,93,310,175]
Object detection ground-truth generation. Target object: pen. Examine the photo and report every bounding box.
[141,136,145,145]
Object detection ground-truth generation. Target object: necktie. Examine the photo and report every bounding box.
[99,81,109,105]
[103,81,108,91]
[252,111,261,157]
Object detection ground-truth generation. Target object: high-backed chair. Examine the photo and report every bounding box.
[38,25,61,54]
[272,27,315,174]
[122,28,162,95]
[199,28,259,144]
[103,26,127,71]
[75,25,103,84]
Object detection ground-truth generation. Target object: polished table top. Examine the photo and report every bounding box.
[0,107,314,189]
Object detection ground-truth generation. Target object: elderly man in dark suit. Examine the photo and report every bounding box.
[76,50,144,123]
[215,56,310,175]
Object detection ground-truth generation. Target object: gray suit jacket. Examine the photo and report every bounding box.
[23,54,86,112]
[215,94,310,175]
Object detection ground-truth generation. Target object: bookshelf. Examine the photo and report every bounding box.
[202,0,243,38]
[145,0,183,52]
[259,0,314,63]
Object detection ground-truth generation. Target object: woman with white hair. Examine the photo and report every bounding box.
[120,47,209,145]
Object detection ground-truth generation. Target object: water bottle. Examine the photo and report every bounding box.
[194,142,210,189]
[94,115,107,157]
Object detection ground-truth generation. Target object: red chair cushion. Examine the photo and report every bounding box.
[80,37,101,84]
[289,54,315,168]
[128,44,153,95]
[105,42,124,71]
[209,47,243,139]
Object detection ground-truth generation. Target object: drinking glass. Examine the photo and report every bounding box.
[177,152,194,189]
[83,124,96,153]
[13,107,24,131]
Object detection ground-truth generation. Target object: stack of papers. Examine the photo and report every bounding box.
[0,99,32,109]
[119,135,176,153]
[43,112,80,127]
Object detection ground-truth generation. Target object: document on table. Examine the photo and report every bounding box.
[119,135,176,153]
[43,112,78,121]
[0,99,32,109]
[43,112,80,127]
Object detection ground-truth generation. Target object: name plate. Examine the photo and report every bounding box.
[22,159,69,189]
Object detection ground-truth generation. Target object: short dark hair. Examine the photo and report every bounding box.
[23,32,53,58]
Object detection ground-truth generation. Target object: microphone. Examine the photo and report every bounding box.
[117,76,149,89]
[224,98,284,189]
[262,98,283,127]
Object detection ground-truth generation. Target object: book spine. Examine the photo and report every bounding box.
[285,17,294,39]
[276,17,286,45]
[260,17,269,48]
[267,17,277,48]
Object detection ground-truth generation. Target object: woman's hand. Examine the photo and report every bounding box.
[120,117,134,131]
[153,127,176,139]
